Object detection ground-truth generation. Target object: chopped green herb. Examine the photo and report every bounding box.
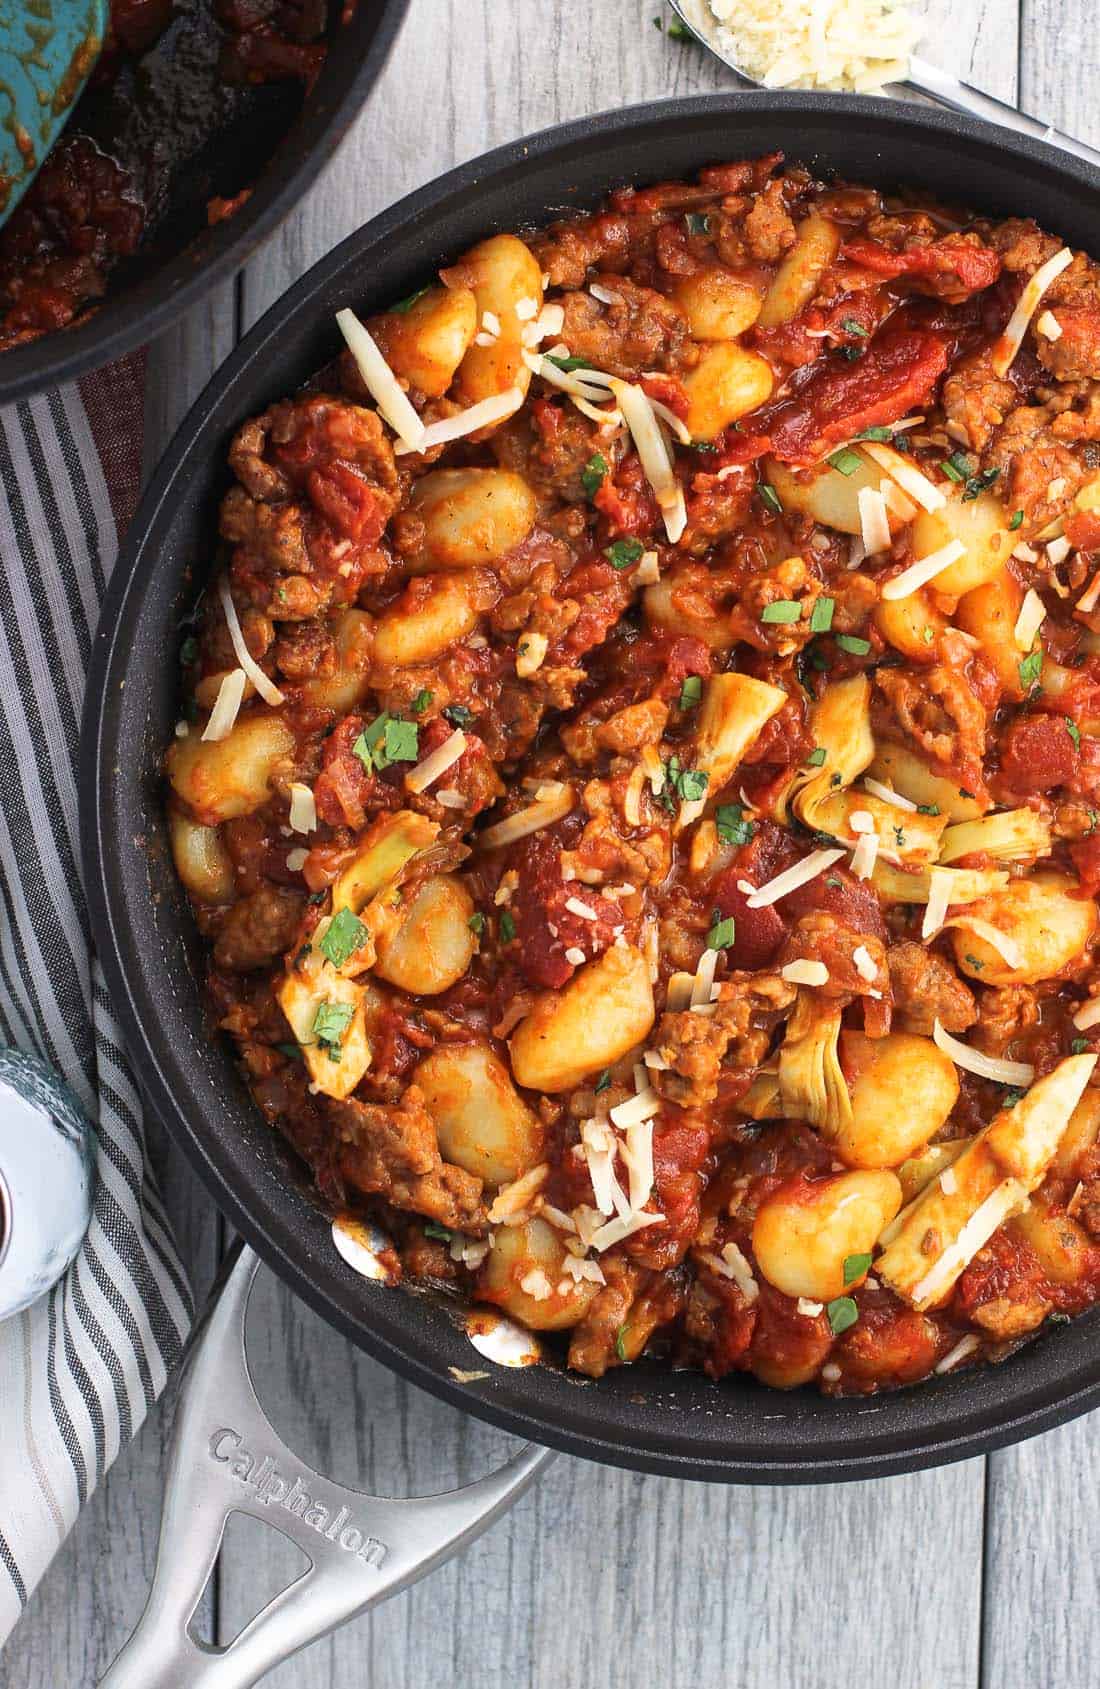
[758,482,783,514]
[825,875,843,888]
[921,624,935,645]
[806,747,827,767]
[940,450,973,483]
[840,344,864,361]
[666,16,691,37]
[810,596,836,634]
[716,804,754,846]
[423,1222,453,1241]
[594,1070,612,1093]
[545,353,594,373]
[836,633,871,656]
[1008,509,1025,531]
[672,765,709,803]
[706,916,736,951]
[1018,647,1043,691]
[468,912,486,936]
[841,318,870,338]
[444,703,474,728]
[1089,811,1100,837]
[830,771,843,787]
[760,599,801,624]
[275,1042,302,1062]
[582,452,609,498]
[312,1000,354,1055]
[179,635,197,666]
[319,908,368,970]
[916,802,940,816]
[962,465,1002,502]
[605,537,645,570]
[615,1325,629,1361]
[1066,717,1082,750]
[892,434,911,454]
[843,1253,872,1287]
[958,787,975,800]
[1001,1089,1024,1109]
[827,447,864,476]
[391,285,430,314]
[854,425,892,442]
[353,712,419,772]
[499,911,516,943]
[893,825,907,851]
[691,439,718,452]
[184,695,199,723]
[685,212,711,237]
[1072,1037,1090,1055]
[965,954,985,972]
[679,674,703,710]
[411,688,433,714]
[827,1296,859,1335]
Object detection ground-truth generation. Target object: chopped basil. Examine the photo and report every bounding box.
[965,954,985,972]
[806,746,827,767]
[444,703,474,728]
[673,766,709,803]
[391,285,430,313]
[958,787,976,800]
[835,633,871,656]
[1072,1037,1089,1055]
[499,910,516,943]
[605,537,645,570]
[916,802,940,816]
[615,1325,629,1361]
[411,688,433,714]
[760,599,801,624]
[841,318,870,338]
[843,1252,872,1286]
[685,212,711,237]
[319,908,368,970]
[940,450,973,483]
[582,452,609,498]
[854,425,892,442]
[423,1222,453,1241]
[594,1070,612,1093]
[716,803,754,846]
[679,674,703,710]
[1066,716,1082,750]
[312,1000,354,1056]
[353,712,419,772]
[705,916,735,950]
[179,634,197,666]
[827,1296,859,1335]
[828,447,864,477]
[545,353,594,372]
[962,465,1001,502]
[825,875,843,888]
[810,596,836,634]
[1018,647,1043,691]
[275,1042,302,1062]
[758,482,783,514]
[468,912,486,936]
[1008,509,1025,530]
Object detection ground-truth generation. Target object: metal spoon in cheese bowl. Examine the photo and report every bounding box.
[669,0,1100,170]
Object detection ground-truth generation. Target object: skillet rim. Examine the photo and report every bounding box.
[82,89,1100,1482]
[0,0,411,407]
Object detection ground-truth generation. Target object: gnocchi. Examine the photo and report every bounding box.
[509,945,655,1093]
[753,1171,903,1302]
[415,1040,543,1186]
[408,468,537,570]
[374,874,477,995]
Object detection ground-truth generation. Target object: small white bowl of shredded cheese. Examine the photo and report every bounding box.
[698,0,923,94]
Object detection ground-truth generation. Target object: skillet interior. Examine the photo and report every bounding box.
[82,92,1100,1482]
[0,0,409,406]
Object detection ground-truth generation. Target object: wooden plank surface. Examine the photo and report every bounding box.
[8,1,1098,1686]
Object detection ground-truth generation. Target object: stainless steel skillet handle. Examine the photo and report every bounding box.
[907,56,1100,173]
[98,1241,553,1689]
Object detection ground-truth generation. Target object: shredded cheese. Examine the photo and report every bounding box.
[691,946,719,1008]
[861,441,946,512]
[405,728,467,795]
[219,580,284,707]
[863,776,918,813]
[396,387,524,455]
[201,668,247,742]
[609,1088,662,1129]
[852,945,877,982]
[704,0,921,92]
[934,1333,981,1374]
[335,308,426,452]
[933,1019,1036,1086]
[666,971,695,1012]
[881,539,966,600]
[613,379,687,544]
[850,829,879,880]
[636,549,661,585]
[912,1184,1026,1306]
[858,485,892,554]
[746,848,846,909]
[1014,588,1047,651]
[288,783,317,834]
[1072,998,1100,1031]
[478,784,574,849]
[1036,310,1062,341]
[1077,572,1100,614]
[781,959,829,987]
[921,865,953,940]
[943,916,1024,970]
[992,246,1074,376]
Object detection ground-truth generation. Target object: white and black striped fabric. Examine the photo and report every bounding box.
[0,361,192,1642]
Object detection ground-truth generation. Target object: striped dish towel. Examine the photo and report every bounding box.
[0,356,192,1643]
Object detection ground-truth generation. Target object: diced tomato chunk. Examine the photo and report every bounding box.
[841,234,1002,297]
[999,713,1079,795]
[764,327,951,464]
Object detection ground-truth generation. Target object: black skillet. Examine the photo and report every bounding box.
[0,0,410,406]
[81,93,1100,1483]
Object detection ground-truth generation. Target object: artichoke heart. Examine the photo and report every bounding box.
[870,861,1008,907]
[331,809,439,914]
[775,673,873,826]
[778,993,852,1136]
[277,961,372,1101]
[938,807,1053,866]
[678,672,787,827]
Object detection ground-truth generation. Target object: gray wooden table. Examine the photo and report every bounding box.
[6,1,1100,1683]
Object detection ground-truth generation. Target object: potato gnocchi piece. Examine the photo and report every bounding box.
[948,872,1097,986]
[911,488,1014,599]
[450,234,543,409]
[167,709,295,826]
[670,266,763,340]
[373,571,490,667]
[415,1041,544,1186]
[370,285,478,399]
[836,1032,959,1170]
[758,213,840,328]
[477,1217,600,1330]
[681,343,774,441]
[752,1170,902,1302]
[298,609,375,714]
[168,810,235,905]
[407,468,537,571]
[509,944,655,1093]
[374,875,477,996]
